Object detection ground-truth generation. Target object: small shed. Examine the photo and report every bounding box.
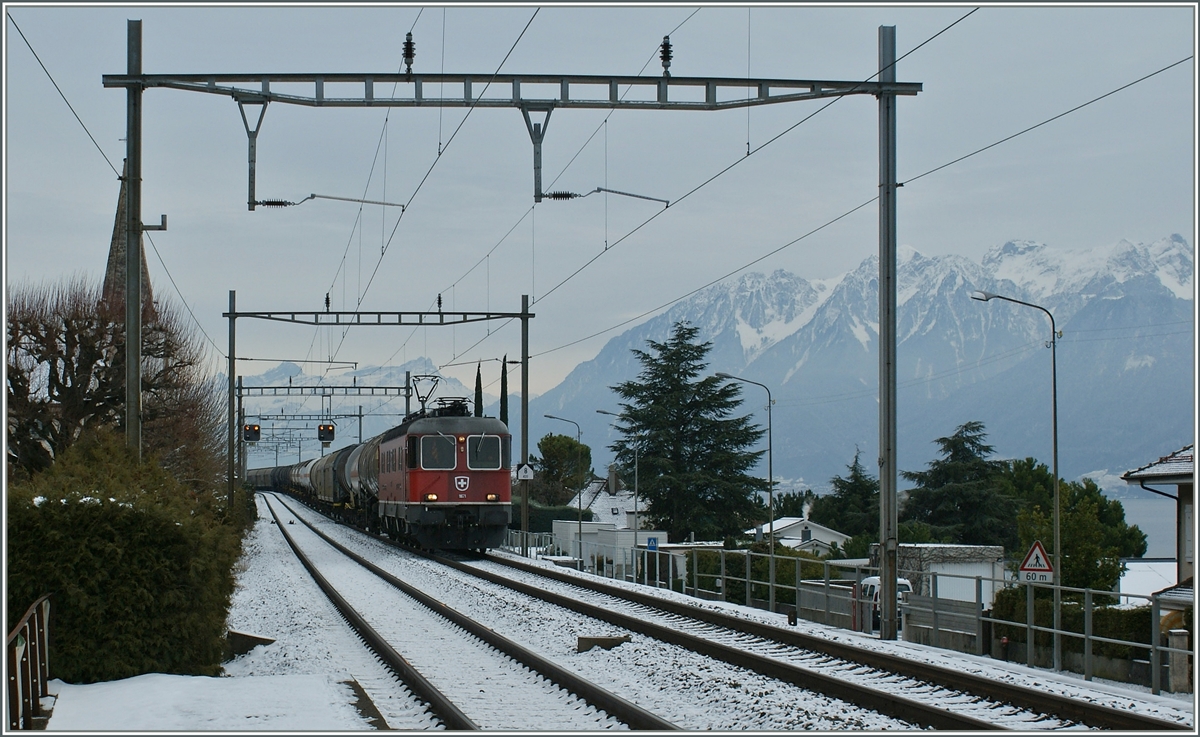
[1122,445,1194,584]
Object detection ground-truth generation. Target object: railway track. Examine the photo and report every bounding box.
[272,493,1193,731]
[273,495,1017,730]
[466,551,1193,732]
[262,493,676,730]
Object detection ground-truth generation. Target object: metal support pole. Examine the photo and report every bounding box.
[124,19,143,458]
[1084,589,1093,680]
[1026,582,1035,667]
[877,24,900,641]
[359,405,363,444]
[227,290,236,506]
[237,377,245,484]
[521,107,552,202]
[521,295,531,553]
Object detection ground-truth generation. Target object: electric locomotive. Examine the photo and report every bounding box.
[247,398,512,550]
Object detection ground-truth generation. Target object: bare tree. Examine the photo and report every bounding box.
[6,276,224,492]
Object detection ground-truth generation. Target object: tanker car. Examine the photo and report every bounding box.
[247,398,512,550]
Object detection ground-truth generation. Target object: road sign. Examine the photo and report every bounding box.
[1019,540,1054,582]
[517,464,534,480]
[647,537,658,551]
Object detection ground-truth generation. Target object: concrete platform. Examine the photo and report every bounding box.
[44,673,382,730]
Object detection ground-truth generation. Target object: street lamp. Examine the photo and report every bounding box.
[545,413,583,562]
[715,372,776,612]
[972,289,1062,671]
[596,409,639,534]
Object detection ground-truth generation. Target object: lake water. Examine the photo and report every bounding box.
[1116,495,1178,559]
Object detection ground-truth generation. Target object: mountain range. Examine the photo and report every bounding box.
[240,235,1194,498]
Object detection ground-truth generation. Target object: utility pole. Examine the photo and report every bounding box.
[123,20,143,458]
[521,295,531,553]
[877,25,900,641]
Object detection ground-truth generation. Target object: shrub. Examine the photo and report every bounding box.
[6,429,243,682]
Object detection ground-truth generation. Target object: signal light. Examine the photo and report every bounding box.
[243,424,261,442]
[318,424,335,444]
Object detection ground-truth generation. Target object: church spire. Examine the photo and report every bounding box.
[102,159,155,318]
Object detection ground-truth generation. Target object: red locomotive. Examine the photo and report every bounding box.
[247,398,512,550]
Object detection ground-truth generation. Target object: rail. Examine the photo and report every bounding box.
[500,531,1193,695]
[6,595,51,730]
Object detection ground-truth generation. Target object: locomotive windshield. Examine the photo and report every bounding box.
[467,435,502,470]
[420,435,457,470]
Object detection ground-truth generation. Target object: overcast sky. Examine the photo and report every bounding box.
[4,3,1196,397]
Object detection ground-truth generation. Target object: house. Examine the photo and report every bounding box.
[1122,445,1194,583]
[869,543,1006,607]
[741,516,851,555]
[567,475,646,530]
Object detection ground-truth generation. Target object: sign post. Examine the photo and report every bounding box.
[1019,540,1054,583]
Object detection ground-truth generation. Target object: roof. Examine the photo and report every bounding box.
[1153,577,1194,607]
[742,516,849,540]
[1122,445,1194,485]
[568,479,639,529]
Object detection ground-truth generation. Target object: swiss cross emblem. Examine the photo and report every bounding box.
[455,476,469,492]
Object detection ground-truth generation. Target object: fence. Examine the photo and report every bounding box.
[6,595,51,730]
[499,531,1193,694]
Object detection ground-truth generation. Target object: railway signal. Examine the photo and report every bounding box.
[243,423,261,443]
[318,423,336,446]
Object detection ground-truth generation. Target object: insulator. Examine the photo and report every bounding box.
[257,199,293,208]
[403,32,415,75]
[437,293,442,312]
[546,191,579,200]
[325,293,330,312]
[660,36,673,76]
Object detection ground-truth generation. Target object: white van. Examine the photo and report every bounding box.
[857,576,913,631]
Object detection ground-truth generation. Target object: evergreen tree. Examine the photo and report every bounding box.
[773,488,816,519]
[500,355,509,427]
[608,322,766,542]
[473,363,483,417]
[810,450,879,538]
[900,421,1017,550]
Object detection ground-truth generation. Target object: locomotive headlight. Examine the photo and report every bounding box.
[423,493,438,502]
[486,493,499,502]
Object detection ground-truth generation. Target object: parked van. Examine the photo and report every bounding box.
[856,576,913,631]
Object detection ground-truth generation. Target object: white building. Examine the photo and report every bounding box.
[742,516,851,556]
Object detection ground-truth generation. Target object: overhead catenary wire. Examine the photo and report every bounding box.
[8,12,227,365]
[531,28,1188,362]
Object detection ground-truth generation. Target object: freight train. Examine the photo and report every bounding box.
[246,398,512,550]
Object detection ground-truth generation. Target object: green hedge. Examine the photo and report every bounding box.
[6,429,245,683]
[691,545,828,607]
[508,499,593,533]
[990,586,1192,659]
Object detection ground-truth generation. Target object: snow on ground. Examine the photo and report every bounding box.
[45,673,368,731]
[42,495,1195,731]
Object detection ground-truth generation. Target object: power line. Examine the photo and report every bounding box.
[532,46,1192,360]
[9,12,229,365]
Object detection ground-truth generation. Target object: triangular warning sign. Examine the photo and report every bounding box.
[1019,540,1054,573]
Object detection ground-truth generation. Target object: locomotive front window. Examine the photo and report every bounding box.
[467,435,502,470]
[420,435,457,470]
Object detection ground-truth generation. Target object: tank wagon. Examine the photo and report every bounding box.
[247,398,512,550]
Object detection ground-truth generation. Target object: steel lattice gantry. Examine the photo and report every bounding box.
[106,23,919,590]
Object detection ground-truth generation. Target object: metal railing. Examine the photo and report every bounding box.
[6,595,51,730]
[499,532,1193,694]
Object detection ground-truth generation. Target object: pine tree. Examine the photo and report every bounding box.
[810,450,879,538]
[900,421,1017,549]
[608,322,766,542]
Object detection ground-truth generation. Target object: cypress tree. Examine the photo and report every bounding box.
[500,355,509,426]
[474,362,483,417]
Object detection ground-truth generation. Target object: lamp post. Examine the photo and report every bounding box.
[596,409,639,534]
[715,372,775,612]
[972,290,1061,671]
[545,414,583,561]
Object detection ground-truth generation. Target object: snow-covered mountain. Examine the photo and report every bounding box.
[523,235,1194,494]
[237,235,1193,495]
